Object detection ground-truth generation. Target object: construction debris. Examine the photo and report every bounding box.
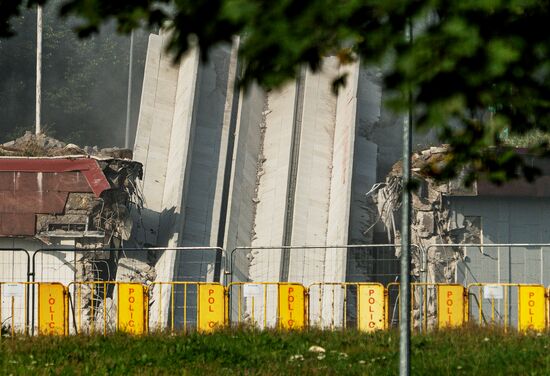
[0,131,132,159]
[374,145,479,328]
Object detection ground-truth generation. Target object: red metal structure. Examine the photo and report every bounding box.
[0,157,111,236]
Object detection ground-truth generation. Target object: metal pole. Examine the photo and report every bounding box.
[399,19,413,376]
[125,30,134,149]
[35,4,42,135]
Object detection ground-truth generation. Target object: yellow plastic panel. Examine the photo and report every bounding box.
[118,284,146,334]
[519,285,546,331]
[198,284,225,331]
[38,283,66,335]
[278,284,305,329]
[358,285,385,331]
[437,285,465,328]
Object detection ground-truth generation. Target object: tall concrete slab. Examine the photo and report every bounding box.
[223,83,265,283]
[287,58,339,284]
[134,35,240,327]
[135,36,237,281]
[157,47,200,248]
[133,33,179,247]
[249,83,297,282]
[324,62,361,281]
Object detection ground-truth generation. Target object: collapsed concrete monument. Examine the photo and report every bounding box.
[132,31,439,326]
[133,34,378,284]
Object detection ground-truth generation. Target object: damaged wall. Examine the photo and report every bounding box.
[376,146,550,327]
[375,146,475,284]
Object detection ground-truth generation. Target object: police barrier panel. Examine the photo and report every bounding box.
[437,285,466,328]
[38,283,68,335]
[198,284,226,332]
[519,286,546,331]
[468,283,546,331]
[0,282,32,336]
[117,283,148,334]
[228,283,306,329]
[307,283,385,331]
[387,283,467,331]
[149,282,226,333]
[69,281,147,335]
[278,284,306,330]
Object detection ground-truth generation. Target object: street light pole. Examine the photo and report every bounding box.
[399,19,413,376]
[36,4,42,135]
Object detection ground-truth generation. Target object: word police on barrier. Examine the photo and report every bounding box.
[437,285,465,328]
[358,284,385,331]
[519,286,546,331]
[198,284,225,331]
[118,283,147,334]
[279,284,305,329]
[38,283,67,335]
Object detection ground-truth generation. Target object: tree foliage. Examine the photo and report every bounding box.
[3,0,550,182]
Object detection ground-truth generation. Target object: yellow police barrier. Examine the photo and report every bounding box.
[278,284,306,329]
[308,283,385,331]
[358,284,386,331]
[118,283,148,334]
[0,282,32,336]
[228,283,306,329]
[69,281,148,335]
[150,282,226,333]
[386,283,466,331]
[519,285,546,331]
[38,283,67,335]
[437,285,466,328]
[198,284,225,331]
[467,283,546,331]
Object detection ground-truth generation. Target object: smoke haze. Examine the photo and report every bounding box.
[0,0,148,148]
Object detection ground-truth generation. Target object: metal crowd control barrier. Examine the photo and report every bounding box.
[227,244,424,285]
[424,243,550,286]
[1,282,32,336]
[1,282,68,336]
[149,282,225,333]
[68,282,148,335]
[467,283,547,331]
[32,247,225,284]
[228,282,306,329]
[387,282,467,331]
[0,249,32,335]
[308,282,386,331]
[0,248,31,283]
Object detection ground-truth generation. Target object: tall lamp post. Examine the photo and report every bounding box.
[36,4,42,135]
[399,19,413,376]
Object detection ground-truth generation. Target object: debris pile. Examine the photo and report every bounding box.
[375,145,478,328]
[0,132,144,245]
[0,131,132,159]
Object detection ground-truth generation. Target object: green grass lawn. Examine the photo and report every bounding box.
[0,328,549,375]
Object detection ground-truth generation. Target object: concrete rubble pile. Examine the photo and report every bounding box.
[0,131,132,159]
